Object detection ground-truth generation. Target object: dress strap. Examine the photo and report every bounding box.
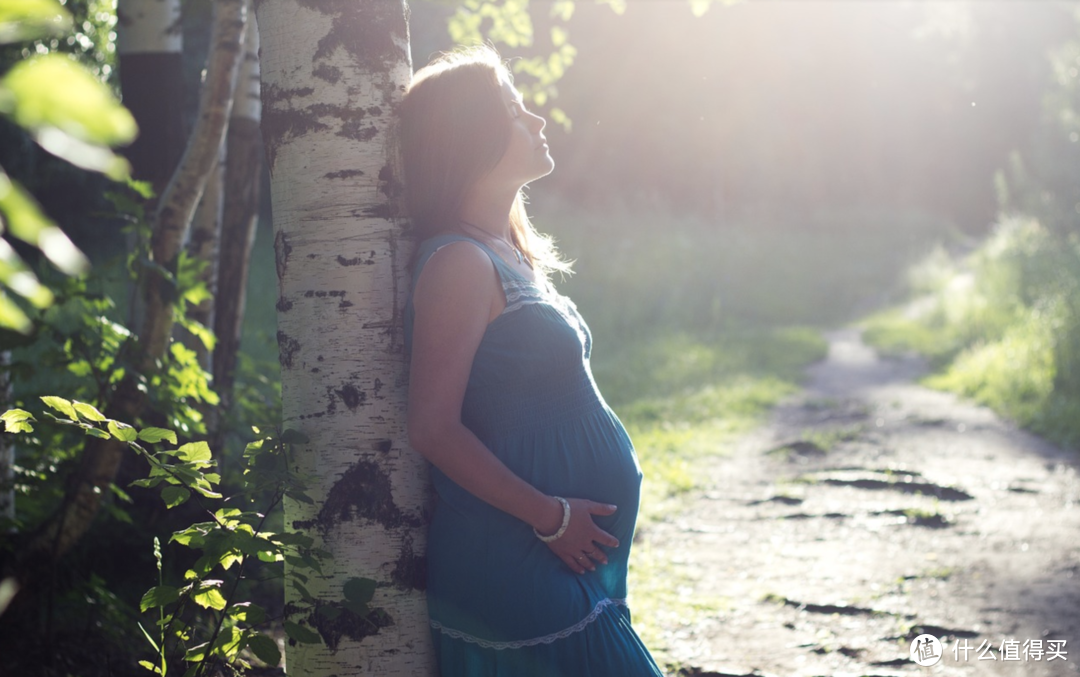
[412,233,518,288]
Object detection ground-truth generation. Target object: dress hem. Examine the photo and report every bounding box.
[430,598,629,650]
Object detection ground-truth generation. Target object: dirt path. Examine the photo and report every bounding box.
[647,328,1080,677]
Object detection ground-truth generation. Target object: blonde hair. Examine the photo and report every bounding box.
[398,45,570,276]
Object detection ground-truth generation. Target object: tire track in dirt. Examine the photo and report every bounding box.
[648,328,1080,677]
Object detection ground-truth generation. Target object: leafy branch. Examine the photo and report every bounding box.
[1,399,377,676]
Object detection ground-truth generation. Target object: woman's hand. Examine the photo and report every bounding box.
[542,498,619,574]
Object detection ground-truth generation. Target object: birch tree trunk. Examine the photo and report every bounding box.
[183,145,224,371]
[117,0,185,191]
[210,4,262,446]
[255,1,434,674]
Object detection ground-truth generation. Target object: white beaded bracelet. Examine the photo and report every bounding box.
[533,496,571,543]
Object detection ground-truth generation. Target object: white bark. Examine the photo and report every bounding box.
[117,0,181,55]
[256,1,434,674]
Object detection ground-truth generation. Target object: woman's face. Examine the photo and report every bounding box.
[479,77,554,192]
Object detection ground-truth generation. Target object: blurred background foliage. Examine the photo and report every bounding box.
[3,0,1080,674]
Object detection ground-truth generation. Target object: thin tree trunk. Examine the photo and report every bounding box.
[256,1,434,673]
[117,0,184,336]
[210,3,262,447]
[183,145,225,371]
[142,0,247,365]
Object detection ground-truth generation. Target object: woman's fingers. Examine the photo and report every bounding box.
[562,552,590,574]
[585,500,618,516]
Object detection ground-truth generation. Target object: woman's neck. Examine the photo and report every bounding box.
[459,188,516,240]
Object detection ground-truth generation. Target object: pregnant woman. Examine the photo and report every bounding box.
[400,45,663,677]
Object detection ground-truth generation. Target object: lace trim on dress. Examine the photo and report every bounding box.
[430,598,629,650]
[502,278,547,315]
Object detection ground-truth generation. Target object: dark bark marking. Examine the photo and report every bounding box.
[313,63,343,84]
[324,169,364,180]
[310,601,395,650]
[373,378,383,399]
[274,230,291,281]
[373,439,391,453]
[296,0,409,75]
[277,331,301,369]
[261,84,327,170]
[336,384,365,410]
[315,459,422,533]
[377,163,402,200]
[391,539,427,591]
[276,296,293,312]
[362,203,393,220]
[303,290,347,298]
[339,300,354,309]
[311,368,320,373]
[366,106,383,117]
[336,252,375,266]
[339,121,379,143]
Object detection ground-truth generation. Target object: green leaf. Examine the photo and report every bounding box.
[228,602,267,625]
[192,585,227,611]
[285,490,315,505]
[71,401,105,421]
[176,441,211,463]
[129,477,163,489]
[211,625,244,660]
[292,580,315,603]
[317,604,343,620]
[0,289,31,333]
[343,577,377,605]
[0,0,71,44]
[84,426,110,439]
[190,484,222,499]
[108,483,133,503]
[138,427,178,445]
[283,621,321,644]
[184,642,209,663]
[342,599,369,618]
[0,55,136,178]
[280,428,309,445]
[136,659,161,675]
[0,171,88,276]
[246,633,281,667]
[40,395,77,420]
[160,485,190,509]
[137,621,160,652]
[139,585,179,612]
[1,408,34,433]
[107,419,137,442]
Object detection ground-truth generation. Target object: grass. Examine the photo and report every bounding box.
[861,216,1080,451]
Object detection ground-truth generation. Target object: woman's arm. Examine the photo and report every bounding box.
[407,241,618,574]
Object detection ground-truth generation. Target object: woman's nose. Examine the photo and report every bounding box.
[527,109,546,132]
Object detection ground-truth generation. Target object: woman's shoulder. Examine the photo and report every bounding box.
[415,234,495,280]
[412,235,498,306]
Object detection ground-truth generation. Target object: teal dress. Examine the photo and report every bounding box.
[405,234,663,677]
